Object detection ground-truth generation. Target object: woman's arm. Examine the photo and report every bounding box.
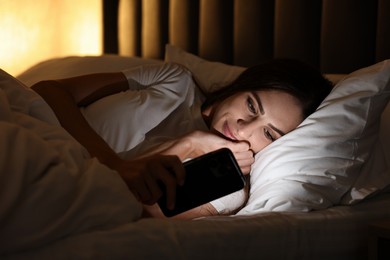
[37,72,130,106]
[31,73,129,168]
[142,202,218,219]
[32,73,186,211]
[32,62,192,163]
[32,64,201,214]
[78,63,197,154]
[32,66,251,219]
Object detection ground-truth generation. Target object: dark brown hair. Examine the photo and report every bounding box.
[202,59,334,118]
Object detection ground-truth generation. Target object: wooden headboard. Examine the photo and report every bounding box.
[103,0,390,74]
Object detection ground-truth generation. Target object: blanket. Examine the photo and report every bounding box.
[0,69,142,256]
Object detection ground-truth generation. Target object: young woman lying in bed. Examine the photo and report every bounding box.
[32,59,333,219]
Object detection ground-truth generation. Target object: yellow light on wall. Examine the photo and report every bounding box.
[0,0,102,77]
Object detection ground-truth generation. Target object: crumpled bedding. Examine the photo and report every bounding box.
[3,66,390,260]
[0,69,142,256]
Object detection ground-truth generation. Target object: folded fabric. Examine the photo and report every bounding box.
[0,69,142,254]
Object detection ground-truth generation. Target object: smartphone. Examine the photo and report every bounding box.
[158,148,246,217]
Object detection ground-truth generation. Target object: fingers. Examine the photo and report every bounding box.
[207,136,254,175]
[227,140,251,153]
[127,175,154,204]
[234,149,254,160]
[124,155,185,210]
[239,163,252,175]
[157,155,186,210]
[142,172,162,205]
[152,160,179,209]
[159,155,186,185]
[233,149,255,175]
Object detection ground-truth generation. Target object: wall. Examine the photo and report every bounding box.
[0,0,102,77]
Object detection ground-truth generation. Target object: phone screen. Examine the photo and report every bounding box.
[158,148,246,217]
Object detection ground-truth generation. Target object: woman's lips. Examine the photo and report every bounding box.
[222,121,237,140]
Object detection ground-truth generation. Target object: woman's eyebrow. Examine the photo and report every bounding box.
[269,124,286,136]
[251,91,264,115]
[251,91,286,136]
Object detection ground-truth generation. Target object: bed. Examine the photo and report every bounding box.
[1,0,390,259]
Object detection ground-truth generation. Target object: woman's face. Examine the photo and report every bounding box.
[203,90,304,153]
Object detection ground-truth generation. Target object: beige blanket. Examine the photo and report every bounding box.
[0,69,142,256]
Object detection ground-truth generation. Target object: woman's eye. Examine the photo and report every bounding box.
[263,128,275,142]
[247,97,256,114]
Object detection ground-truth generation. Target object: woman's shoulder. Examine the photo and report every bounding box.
[162,62,193,78]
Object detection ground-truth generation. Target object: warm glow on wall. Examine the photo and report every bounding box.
[0,0,102,77]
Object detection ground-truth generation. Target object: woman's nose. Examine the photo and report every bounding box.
[237,119,258,139]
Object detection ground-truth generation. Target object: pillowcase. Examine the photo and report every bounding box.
[164,44,245,93]
[381,98,390,174]
[239,60,390,213]
[165,44,390,213]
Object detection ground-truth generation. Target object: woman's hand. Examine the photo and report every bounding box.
[114,154,186,210]
[137,130,255,175]
[232,149,255,175]
[184,131,255,175]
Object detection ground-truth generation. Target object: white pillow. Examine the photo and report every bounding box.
[164,44,245,93]
[381,99,390,173]
[164,45,390,212]
[239,60,390,214]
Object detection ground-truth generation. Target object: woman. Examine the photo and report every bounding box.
[32,59,333,219]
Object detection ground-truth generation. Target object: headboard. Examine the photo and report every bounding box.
[103,0,390,74]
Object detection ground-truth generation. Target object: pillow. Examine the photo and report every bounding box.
[238,60,390,214]
[381,99,390,172]
[164,44,245,93]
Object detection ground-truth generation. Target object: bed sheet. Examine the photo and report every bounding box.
[5,193,390,259]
